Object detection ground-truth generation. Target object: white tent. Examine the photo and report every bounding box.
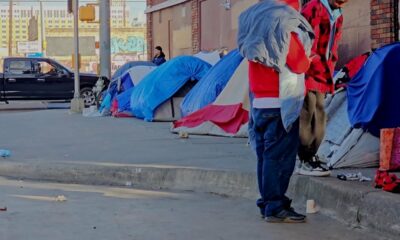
[194,51,221,66]
[172,60,250,137]
[117,65,157,90]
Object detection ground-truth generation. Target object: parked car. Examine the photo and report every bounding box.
[0,57,109,107]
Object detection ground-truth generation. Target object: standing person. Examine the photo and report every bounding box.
[152,46,166,66]
[297,0,349,177]
[238,0,314,223]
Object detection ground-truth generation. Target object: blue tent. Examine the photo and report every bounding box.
[100,63,157,114]
[130,56,211,121]
[112,61,156,80]
[180,49,244,117]
[347,43,400,137]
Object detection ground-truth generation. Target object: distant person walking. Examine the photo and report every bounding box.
[152,46,166,66]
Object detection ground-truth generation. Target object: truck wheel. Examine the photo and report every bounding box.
[80,87,95,107]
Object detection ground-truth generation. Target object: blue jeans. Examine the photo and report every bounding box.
[248,108,299,217]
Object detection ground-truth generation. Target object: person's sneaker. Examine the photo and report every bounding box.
[265,209,306,223]
[286,207,306,219]
[297,157,331,177]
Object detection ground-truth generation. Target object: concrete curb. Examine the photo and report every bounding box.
[0,161,397,238]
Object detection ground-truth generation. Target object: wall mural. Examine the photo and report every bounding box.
[111,36,146,54]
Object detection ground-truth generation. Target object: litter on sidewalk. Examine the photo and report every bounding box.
[337,172,372,182]
[0,149,11,158]
[306,199,319,214]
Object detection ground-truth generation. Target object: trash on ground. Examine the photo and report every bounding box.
[337,172,372,182]
[306,199,319,214]
[83,106,102,117]
[179,132,189,139]
[55,195,67,202]
[0,149,11,158]
[125,181,132,187]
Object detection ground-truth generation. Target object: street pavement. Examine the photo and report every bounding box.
[0,177,384,240]
[0,101,70,111]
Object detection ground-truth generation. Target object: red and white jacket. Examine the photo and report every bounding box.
[249,32,311,109]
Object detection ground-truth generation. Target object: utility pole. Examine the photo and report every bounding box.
[99,0,111,81]
[8,0,13,56]
[39,0,45,56]
[70,0,84,113]
[123,0,126,28]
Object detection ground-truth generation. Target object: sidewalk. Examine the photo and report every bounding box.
[0,110,398,239]
[0,101,70,111]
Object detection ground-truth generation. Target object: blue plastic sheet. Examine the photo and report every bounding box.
[130,56,212,121]
[112,61,156,80]
[117,88,135,112]
[120,71,135,91]
[180,50,244,117]
[347,43,400,137]
[99,83,117,112]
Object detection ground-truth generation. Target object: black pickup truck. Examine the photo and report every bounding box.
[0,57,108,107]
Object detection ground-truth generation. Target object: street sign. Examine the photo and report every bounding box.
[26,52,44,58]
[17,41,41,54]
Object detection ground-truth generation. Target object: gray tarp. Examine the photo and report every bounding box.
[317,90,379,168]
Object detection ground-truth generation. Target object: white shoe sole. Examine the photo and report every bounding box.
[297,168,331,177]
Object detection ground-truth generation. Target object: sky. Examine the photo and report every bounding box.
[0,0,147,22]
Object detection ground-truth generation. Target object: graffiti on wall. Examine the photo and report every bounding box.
[111,36,146,54]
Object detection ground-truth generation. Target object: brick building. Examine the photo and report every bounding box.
[146,0,399,66]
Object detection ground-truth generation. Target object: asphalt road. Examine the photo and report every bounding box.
[0,177,384,240]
